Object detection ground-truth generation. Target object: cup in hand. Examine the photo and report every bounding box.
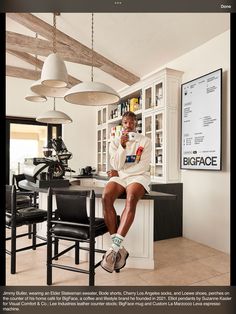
[128,132,137,141]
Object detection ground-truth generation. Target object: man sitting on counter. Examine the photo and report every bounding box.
[101,111,152,273]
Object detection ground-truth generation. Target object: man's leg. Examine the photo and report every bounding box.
[101,183,146,273]
[101,182,126,273]
[102,181,125,235]
[117,183,146,237]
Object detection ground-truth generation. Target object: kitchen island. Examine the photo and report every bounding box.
[19,179,176,269]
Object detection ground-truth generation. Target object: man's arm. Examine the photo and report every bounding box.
[109,139,127,171]
[124,138,152,174]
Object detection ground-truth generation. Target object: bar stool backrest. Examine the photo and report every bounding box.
[55,192,90,223]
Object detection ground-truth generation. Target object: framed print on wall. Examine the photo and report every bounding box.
[180,68,222,170]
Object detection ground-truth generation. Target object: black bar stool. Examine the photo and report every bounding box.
[5,185,47,274]
[47,188,110,286]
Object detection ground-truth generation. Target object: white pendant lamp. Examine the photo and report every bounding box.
[25,91,47,102]
[31,79,69,98]
[36,98,72,124]
[25,33,47,102]
[40,13,68,88]
[64,13,120,106]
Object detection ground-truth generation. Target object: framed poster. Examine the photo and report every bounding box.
[180,68,222,170]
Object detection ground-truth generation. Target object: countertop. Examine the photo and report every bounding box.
[19,180,176,201]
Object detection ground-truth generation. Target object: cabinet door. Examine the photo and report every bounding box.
[153,80,164,108]
[97,129,102,172]
[102,128,107,172]
[143,80,164,111]
[97,106,107,125]
[143,111,164,180]
[154,111,164,179]
[143,113,154,175]
[143,85,153,110]
[97,107,108,174]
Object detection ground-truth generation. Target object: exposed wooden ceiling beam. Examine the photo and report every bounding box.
[6,65,41,81]
[7,13,140,85]
[6,31,94,66]
[7,49,81,86]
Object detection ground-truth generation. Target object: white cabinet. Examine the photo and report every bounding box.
[96,67,183,183]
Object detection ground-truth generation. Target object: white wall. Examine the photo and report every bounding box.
[6,77,97,174]
[165,30,230,253]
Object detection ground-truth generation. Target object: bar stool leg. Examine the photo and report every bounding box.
[54,238,59,260]
[28,224,32,239]
[32,224,36,250]
[75,241,80,265]
[11,226,16,274]
[47,232,52,285]
[89,239,95,286]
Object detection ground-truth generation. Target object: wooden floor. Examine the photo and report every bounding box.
[6,226,230,286]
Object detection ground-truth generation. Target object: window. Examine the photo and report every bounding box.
[6,117,61,184]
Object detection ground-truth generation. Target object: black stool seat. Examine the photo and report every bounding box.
[53,217,108,239]
[6,207,47,226]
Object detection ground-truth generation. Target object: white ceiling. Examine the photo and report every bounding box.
[6,13,230,92]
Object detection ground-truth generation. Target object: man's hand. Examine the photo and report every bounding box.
[107,170,119,178]
[120,131,129,148]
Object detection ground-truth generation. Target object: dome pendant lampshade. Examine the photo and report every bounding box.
[40,13,68,88]
[25,92,47,102]
[36,98,72,124]
[64,81,120,106]
[31,79,69,98]
[41,53,68,88]
[64,13,120,106]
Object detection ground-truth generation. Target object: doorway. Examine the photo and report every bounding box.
[6,117,61,184]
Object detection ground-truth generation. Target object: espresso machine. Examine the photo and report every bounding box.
[23,137,74,187]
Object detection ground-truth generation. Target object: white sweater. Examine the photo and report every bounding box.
[109,133,152,179]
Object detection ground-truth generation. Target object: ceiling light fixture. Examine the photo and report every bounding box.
[36,97,72,124]
[40,12,68,88]
[25,33,47,102]
[64,13,120,106]
[31,80,69,98]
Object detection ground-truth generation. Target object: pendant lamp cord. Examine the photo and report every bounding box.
[91,13,94,82]
[53,97,56,110]
[53,13,57,53]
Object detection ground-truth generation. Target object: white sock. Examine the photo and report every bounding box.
[111,233,116,241]
[111,234,124,253]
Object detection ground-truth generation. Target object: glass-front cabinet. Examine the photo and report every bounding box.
[97,106,107,174]
[143,80,164,111]
[96,68,183,183]
[143,110,164,181]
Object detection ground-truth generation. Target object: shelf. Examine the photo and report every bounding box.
[108,109,142,124]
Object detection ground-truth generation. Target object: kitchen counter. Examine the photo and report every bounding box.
[19,179,176,201]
